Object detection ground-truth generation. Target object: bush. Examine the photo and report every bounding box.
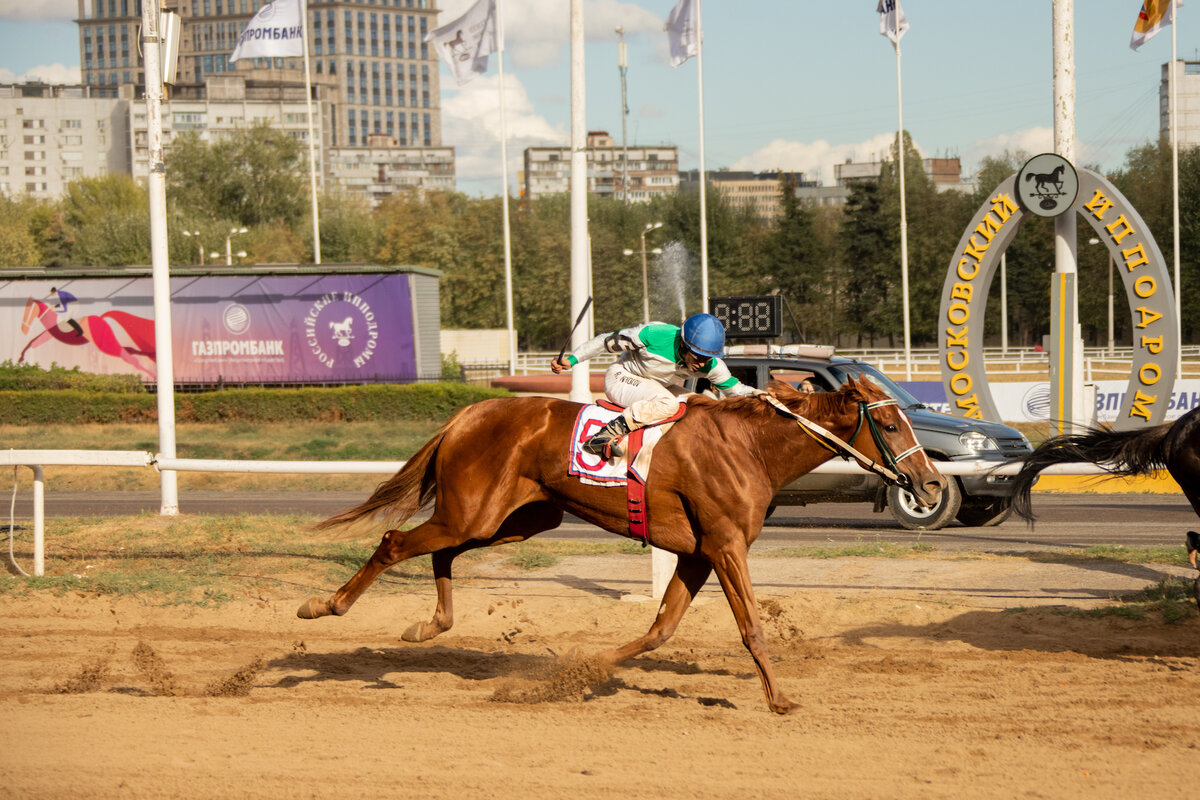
[0,360,146,393]
[0,382,509,425]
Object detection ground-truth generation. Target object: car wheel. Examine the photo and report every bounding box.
[887,477,962,531]
[955,497,1014,527]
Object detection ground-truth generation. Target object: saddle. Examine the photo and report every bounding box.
[568,400,687,543]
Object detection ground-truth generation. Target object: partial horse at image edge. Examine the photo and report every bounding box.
[301,377,946,714]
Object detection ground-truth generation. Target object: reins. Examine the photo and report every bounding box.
[759,393,923,492]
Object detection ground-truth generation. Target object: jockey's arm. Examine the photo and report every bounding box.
[551,326,647,373]
[703,357,760,398]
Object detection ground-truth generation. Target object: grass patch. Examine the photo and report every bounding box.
[767,536,940,559]
[1022,544,1192,567]
[1026,578,1199,624]
[504,539,647,570]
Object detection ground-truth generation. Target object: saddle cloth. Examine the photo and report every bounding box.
[568,400,687,542]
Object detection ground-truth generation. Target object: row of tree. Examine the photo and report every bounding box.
[1,122,1196,351]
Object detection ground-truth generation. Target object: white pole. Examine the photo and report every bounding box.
[1052,0,1083,432]
[498,1,516,376]
[301,0,321,264]
[1001,252,1008,355]
[1170,11,1181,375]
[141,1,179,515]
[568,0,590,404]
[895,42,911,381]
[696,0,709,314]
[617,27,629,203]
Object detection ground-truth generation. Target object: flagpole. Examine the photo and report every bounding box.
[696,0,709,316]
[498,1,516,376]
[301,0,321,264]
[894,41,911,381]
[1171,4,1181,375]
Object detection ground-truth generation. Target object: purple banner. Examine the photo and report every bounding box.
[3,273,417,383]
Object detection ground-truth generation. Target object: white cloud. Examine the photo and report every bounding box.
[0,0,75,23]
[435,0,664,71]
[441,72,565,194]
[729,133,904,186]
[962,127,1054,172]
[0,62,80,84]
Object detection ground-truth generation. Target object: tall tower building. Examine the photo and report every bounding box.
[75,0,442,148]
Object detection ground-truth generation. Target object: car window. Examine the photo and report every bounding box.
[827,363,921,406]
[769,369,832,393]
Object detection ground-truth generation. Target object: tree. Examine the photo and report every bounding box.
[769,174,820,341]
[167,123,306,227]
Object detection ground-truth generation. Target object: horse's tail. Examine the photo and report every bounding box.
[316,421,451,532]
[1012,422,1171,523]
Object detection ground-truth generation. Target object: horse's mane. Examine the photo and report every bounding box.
[688,378,872,422]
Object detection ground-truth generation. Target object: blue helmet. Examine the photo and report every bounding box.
[681,313,726,358]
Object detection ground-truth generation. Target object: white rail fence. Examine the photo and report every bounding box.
[3,449,1111,580]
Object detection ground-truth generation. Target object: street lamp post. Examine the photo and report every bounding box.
[1089,237,1115,355]
[225,227,248,266]
[181,230,203,264]
[623,222,663,324]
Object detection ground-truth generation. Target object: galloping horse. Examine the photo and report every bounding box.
[300,377,945,714]
[19,297,157,377]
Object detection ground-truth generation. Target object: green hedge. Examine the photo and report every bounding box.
[0,361,146,393]
[0,383,510,425]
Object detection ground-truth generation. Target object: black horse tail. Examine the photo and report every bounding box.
[1012,422,1172,523]
[316,421,450,531]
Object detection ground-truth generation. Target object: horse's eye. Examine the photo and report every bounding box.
[885,424,899,433]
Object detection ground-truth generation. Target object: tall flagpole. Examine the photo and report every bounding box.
[141,1,178,515]
[1171,4,1181,374]
[568,0,590,404]
[894,40,911,381]
[498,0,516,375]
[301,0,321,264]
[696,0,709,315]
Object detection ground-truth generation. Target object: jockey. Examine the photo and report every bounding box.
[551,312,759,459]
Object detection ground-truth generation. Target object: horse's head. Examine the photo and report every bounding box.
[838,375,945,510]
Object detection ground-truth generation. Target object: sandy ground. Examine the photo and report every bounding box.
[3,553,1200,800]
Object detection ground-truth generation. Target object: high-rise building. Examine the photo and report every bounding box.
[1161,60,1200,149]
[0,83,127,199]
[75,0,443,149]
[522,131,679,201]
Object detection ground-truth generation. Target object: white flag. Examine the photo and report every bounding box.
[877,0,909,52]
[426,0,501,87]
[665,0,699,68]
[229,0,305,63]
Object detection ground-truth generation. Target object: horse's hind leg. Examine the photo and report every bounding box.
[598,556,712,666]
[400,502,565,642]
[297,519,460,619]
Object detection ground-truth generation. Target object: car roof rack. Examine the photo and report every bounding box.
[726,344,835,359]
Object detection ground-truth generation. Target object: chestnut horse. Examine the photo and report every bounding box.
[300,377,945,714]
[19,297,156,377]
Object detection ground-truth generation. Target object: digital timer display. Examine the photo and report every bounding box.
[709,295,782,338]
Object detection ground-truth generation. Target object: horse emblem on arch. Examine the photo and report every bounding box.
[1024,164,1065,197]
[18,296,157,378]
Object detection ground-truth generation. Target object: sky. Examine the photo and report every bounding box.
[0,0,1196,197]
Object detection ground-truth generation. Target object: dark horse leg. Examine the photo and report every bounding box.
[710,544,799,715]
[598,555,713,666]
[298,502,563,629]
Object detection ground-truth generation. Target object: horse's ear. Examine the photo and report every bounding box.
[840,374,866,402]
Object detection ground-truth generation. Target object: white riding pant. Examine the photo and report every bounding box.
[604,362,689,428]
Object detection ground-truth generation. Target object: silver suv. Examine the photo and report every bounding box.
[690,346,1033,530]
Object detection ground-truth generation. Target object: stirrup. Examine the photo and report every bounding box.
[583,416,631,459]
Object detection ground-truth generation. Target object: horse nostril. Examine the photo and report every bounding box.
[924,479,945,496]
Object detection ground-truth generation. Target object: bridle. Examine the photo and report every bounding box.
[760,393,925,492]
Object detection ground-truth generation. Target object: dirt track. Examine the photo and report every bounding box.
[3,553,1200,799]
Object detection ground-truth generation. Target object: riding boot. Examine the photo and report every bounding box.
[583,416,632,460]
[66,319,83,337]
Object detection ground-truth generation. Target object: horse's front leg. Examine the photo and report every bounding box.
[598,555,712,666]
[710,544,799,715]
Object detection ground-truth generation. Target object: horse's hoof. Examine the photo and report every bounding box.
[769,697,802,715]
[401,621,439,642]
[296,597,329,619]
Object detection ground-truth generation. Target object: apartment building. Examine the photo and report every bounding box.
[522,131,679,202]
